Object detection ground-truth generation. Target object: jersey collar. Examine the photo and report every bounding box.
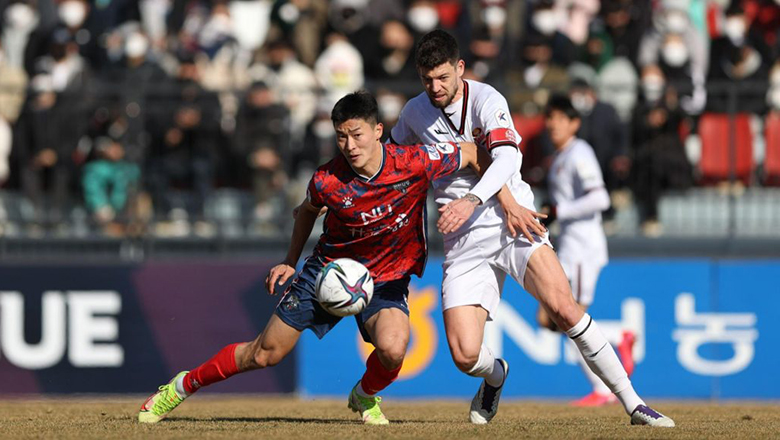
[354,144,386,182]
[440,79,469,136]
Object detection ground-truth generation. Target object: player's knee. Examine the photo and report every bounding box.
[375,338,407,369]
[451,347,479,373]
[251,346,285,369]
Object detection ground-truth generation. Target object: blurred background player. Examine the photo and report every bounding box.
[137,90,487,426]
[538,95,636,407]
[395,29,673,428]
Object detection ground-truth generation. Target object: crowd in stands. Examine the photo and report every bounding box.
[0,0,778,238]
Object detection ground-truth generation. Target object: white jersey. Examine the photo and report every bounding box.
[548,138,608,265]
[390,79,536,235]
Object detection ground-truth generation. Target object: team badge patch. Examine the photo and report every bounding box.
[495,110,511,128]
[425,144,441,160]
[435,142,455,154]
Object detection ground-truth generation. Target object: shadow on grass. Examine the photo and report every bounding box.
[170,416,441,424]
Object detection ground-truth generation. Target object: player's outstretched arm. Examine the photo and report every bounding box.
[474,146,547,240]
[438,143,546,237]
[266,199,321,295]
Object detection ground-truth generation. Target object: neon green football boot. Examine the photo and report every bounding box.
[138,371,189,423]
[347,381,390,425]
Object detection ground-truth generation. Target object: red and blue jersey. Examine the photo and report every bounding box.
[306,142,461,283]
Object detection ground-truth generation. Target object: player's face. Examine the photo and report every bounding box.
[419,60,465,108]
[334,118,384,172]
[546,110,581,149]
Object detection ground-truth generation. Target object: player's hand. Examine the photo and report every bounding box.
[437,197,477,234]
[265,264,296,295]
[501,201,547,242]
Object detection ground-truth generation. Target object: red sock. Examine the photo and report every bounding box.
[184,343,241,394]
[359,350,402,395]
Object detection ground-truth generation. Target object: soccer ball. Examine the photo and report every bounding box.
[315,258,374,317]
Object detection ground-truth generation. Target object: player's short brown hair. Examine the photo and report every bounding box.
[415,30,460,71]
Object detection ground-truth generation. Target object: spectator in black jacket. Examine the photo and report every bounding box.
[632,64,693,236]
[233,80,290,220]
[569,78,631,196]
[707,3,771,113]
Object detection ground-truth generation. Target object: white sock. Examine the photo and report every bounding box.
[175,375,190,398]
[466,345,504,387]
[485,359,505,387]
[568,339,610,395]
[567,314,644,415]
[356,381,374,398]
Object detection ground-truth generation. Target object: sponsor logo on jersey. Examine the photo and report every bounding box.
[495,110,511,128]
[425,144,441,160]
[392,180,411,194]
[342,196,353,207]
[434,128,448,135]
[360,204,393,225]
[282,292,300,311]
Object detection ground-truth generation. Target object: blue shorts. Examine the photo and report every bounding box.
[275,256,410,344]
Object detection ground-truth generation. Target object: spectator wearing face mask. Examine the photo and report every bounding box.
[708,3,771,113]
[327,0,381,65]
[568,79,631,207]
[2,1,41,71]
[527,0,576,67]
[406,0,441,37]
[511,33,570,116]
[269,0,328,67]
[249,40,317,153]
[587,0,652,69]
[24,0,102,75]
[232,80,290,224]
[146,94,219,235]
[638,4,708,114]
[16,74,83,229]
[314,33,364,118]
[554,0,600,46]
[464,2,514,82]
[364,19,417,83]
[632,64,693,236]
[101,29,167,168]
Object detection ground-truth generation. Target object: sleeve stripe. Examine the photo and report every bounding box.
[486,141,518,151]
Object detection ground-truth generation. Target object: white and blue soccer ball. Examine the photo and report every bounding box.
[315,258,374,317]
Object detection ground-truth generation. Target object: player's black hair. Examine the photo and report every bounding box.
[546,95,581,120]
[331,90,378,126]
[415,29,460,71]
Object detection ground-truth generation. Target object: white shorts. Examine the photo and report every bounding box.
[558,257,605,307]
[441,225,552,320]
